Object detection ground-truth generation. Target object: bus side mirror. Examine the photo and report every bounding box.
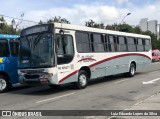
[59,29,64,35]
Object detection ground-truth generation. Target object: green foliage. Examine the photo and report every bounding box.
[0,16,19,34]
[85,20,104,29]
[39,16,70,24]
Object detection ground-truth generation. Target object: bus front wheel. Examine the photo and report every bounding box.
[77,70,88,89]
[0,75,11,93]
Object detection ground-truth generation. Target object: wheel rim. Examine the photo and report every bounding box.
[131,66,135,75]
[0,78,7,91]
[79,74,87,87]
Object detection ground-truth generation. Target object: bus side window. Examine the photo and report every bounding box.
[108,35,117,52]
[56,34,74,65]
[144,39,151,51]
[76,32,91,53]
[0,39,10,57]
[127,37,136,52]
[137,38,144,51]
[91,34,105,52]
[9,39,19,56]
[117,36,127,52]
[55,34,64,56]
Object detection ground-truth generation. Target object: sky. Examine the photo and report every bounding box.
[1,0,160,27]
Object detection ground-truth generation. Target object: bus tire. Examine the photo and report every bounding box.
[127,63,136,77]
[0,75,12,93]
[77,70,88,89]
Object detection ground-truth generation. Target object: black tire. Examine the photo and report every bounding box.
[77,70,88,89]
[0,75,12,93]
[49,84,60,89]
[127,63,136,77]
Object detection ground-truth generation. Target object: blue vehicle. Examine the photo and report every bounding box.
[0,34,19,93]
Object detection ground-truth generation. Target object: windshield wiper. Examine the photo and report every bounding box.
[33,34,42,50]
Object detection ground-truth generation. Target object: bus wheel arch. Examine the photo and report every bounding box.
[79,66,91,79]
[0,72,12,93]
[76,66,91,89]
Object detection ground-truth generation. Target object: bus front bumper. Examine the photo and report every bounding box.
[19,75,50,86]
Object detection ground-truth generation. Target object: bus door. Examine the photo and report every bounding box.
[0,39,9,72]
[8,39,19,84]
[55,31,75,84]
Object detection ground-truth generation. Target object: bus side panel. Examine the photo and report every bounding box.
[89,53,129,79]
[87,54,151,79]
[57,52,151,84]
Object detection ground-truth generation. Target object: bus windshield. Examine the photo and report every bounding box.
[19,33,54,68]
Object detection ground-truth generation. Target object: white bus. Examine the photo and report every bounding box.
[18,23,151,89]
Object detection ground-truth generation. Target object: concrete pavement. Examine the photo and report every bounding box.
[108,91,160,119]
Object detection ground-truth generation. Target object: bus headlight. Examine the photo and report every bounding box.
[48,73,53,77]
[19,75,25,84]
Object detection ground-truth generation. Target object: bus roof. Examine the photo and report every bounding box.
[54,23,151,39]
[0,34,19,39]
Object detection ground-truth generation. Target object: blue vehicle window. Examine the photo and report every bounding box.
[9,39,19,56]
[0,39,9,57]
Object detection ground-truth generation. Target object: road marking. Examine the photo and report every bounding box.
[142,78,160,84]
[108,92,160,119]
[124,92,159,110]
[36,92,75,104]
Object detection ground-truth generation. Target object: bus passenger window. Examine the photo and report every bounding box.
[127,37,136,52]
[0,39,9,57]
[117,36,127,52]
[137,38,144,51]
[108,35,117,52]
[76,32,91,53]
[10,39,19,56]
[144,39,151,51]
[91,34,105,52]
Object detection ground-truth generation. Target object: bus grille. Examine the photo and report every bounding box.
[24,74,39,79]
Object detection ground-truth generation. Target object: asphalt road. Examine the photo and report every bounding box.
[1,62,160,119]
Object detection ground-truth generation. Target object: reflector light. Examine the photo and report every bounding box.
[39,78,48,82]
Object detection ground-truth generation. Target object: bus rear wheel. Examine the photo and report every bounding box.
[77,70,88,89]
[0,75,11,93]
[127,63,136,77]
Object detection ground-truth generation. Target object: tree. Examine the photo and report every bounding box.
[0,16,19,34]
[11,13,24,32]
[85,20,105,29]
[132,26,142,34]
[47,16,70,24]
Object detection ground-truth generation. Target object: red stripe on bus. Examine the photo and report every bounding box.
[58,53,151,84]
[59,70,79,84]
[89,53,151,68]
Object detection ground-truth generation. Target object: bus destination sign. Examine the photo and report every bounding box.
[21,24,53,36]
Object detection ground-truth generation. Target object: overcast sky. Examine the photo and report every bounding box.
[1,0,160,27]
